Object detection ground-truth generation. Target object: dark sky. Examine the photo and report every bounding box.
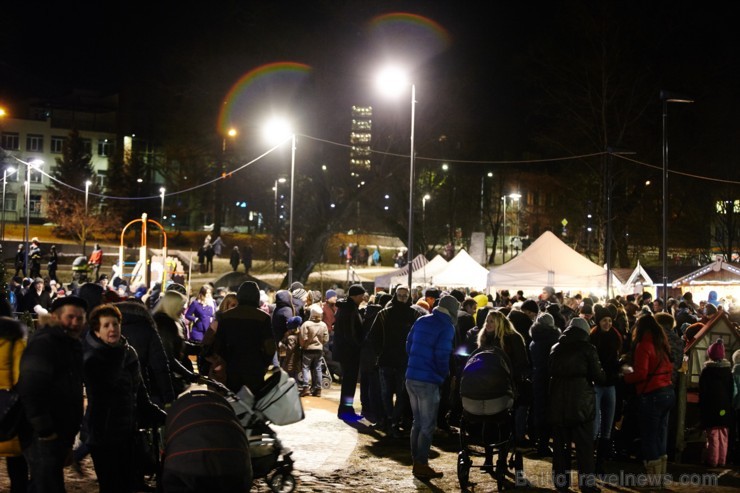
[2,1,740,176]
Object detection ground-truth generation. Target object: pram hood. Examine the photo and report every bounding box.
[233,368,305,427]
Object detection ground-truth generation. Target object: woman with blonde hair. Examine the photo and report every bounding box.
[152,290,197,393]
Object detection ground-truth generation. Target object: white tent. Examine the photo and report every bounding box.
[486,231,607,292]
[432,249,490,289]
[390,254,449,287]
[373,254,428,290]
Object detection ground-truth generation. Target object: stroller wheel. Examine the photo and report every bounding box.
[268,471,296,493]
[457,451,471,489]
[321,376,332,389]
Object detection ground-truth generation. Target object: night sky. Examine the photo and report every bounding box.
[2,1,739,181]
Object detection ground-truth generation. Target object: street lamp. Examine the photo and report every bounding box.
[1,167,17,241]
[159,187,166,222]
[264,118,296,286]
[24,159,43,274]
[377,66,416,290]
[501,192,520,263]
[273,177,287,272]
[83,179,92,256]
[660,90,694,302]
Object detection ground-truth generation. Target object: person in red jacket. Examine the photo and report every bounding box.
[622,314,675,480]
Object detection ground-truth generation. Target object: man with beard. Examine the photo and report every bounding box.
[368,285,420,437]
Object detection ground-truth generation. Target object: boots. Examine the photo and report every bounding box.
[595,438,612,473]
[659,454,668,475]
[299,387,311,397]
[643,458,663,487]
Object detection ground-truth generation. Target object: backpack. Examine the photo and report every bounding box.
[460,346,515,402]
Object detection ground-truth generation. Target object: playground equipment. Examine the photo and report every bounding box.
[114,213,172,289]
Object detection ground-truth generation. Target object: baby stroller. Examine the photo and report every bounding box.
[161,369,304,493]
[295,354,333,390]
[457,346,515,491]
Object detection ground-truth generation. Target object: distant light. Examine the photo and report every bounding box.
[330,203,336,208]
[487,172,493,177]
[322,165,327,171]
[645,180,651,186]
[137,178,143,183]
[384,206,389,210]
[384,194,390,199]
[376,66,408,97]
[442,163,449,171]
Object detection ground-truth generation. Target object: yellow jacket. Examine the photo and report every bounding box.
[0,328,27,457]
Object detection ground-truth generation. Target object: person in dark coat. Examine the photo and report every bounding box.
[47,245,58,282]
[271,290,295,345]
[368,286,419,436]
[549,317,605,493]
[212,281,275,394]
[333,284,366,420]
[117,300,175,407]
[242,244,253,274]
[229,246,241,272]
[507,299,538,348]
[528,312,560,457]
[152,291,198,395]
[16,296,88,492]
[83,304,165,493]
[699,338,733,467]
[358,293,387,424]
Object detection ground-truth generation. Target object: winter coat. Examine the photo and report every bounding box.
[332,298,364,361]
[0,318,27,456]
[734,362,740,411]
[117,301,175,406]
[507,309,533,347]
[82,332,163,446]
[699,360,733,429]
[360,303,383,372]
[322,302,337,332]
[368,298,419,368]
[185,299,215,342]
[623,332,673,395]
[16,324,84,449]
[299,320,329,352]
[271,290,295,343]
[529,321,560,393]
[548,326,606,427]
[405,308,455,385]
[153,311,196,395]
[230,249,240,270]
[212,304,275,394]
[279,331,301,374]
[589,326,623,386]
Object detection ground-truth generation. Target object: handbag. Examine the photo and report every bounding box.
[0,388,22,441]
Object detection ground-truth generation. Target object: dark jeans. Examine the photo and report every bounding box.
[6,455,29,493]
[301,349,323,391]
[90,440,136,493]
[339,353,361,413]
[637,385,675,461]
[360,366,382,422]
[379,366,407,426]
[23,438,68,493]
[553,421,596,489]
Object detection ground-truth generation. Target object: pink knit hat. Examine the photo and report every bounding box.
[707,338,725,361]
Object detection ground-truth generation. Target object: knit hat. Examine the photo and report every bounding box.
[237,281,260,307]
[474,294,489,309]
[348,284,366,297]
[437,295,460,326]
[325,289,337,300]
[289,282,304,292]
[594,304,612,325]
[521,299,539,314]
[292,288,308,301]
[580,304,593,315]
[424,286,441,300]
[537,312,555,328]
[568,317,591,335]
[286,316,303,330]
[707,338,725,361]
[310,304,324,318]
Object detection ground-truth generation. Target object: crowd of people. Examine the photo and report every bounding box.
[2,245,739,492]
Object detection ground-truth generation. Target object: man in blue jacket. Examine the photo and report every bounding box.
[405,294,459,480]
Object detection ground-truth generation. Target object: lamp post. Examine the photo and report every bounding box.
[1,167,17,241]
[24,159,43,274]
[377,67,416,290]
[501,193,520,263]
[660,90,694,302]
[159,187,166,250]
[264,119,296,287]
[273,177,286,272]
[83,179,92,256]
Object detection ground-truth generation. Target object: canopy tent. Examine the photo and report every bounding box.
[431,249,490,289]
[486,231,607,292]
[373,254,428,290]
[390,254,449,287]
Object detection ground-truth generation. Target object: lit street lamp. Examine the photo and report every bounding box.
[501,192,520,263]
[24,159,43,274]
[377,66,416,290]
[83,179,92,256]
[660,90,694,301]
[273,177,287,272]
[159,187,166,223]
[1,166,17,241]
[264,119,296,286]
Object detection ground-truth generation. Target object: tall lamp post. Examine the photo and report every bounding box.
[24,159,43,274]
[264,119,296,286]
[1,167,17,241]
[660,90,694,302]
[501,193,520,263]
[377,66,416,290]
[273,177,286,272]
[159,187,166,250]
[83,179,92,256]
